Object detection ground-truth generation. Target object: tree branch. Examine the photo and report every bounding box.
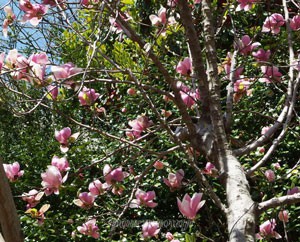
[258,193,300,213]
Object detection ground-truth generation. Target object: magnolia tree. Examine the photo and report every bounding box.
[0,0,300,241]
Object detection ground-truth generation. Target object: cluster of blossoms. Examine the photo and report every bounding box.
[74,164,128,209]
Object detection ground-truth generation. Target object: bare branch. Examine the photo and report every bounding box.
[258,193,300,213]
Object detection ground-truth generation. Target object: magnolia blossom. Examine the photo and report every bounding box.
[51,156,70,172]
[74,192,95,208]
[202,162,218,177]
[176,57,192,76]
[22,189,44,208]
[130,189,158,208]
[25,204,50,225]
[256,219,281,239]
[78,87,100,106]
[252,48,271,62]
[103,164,128,185]
[3,6,16,38]
[4,49,29,80]
[261,126,271,135]
[142,221,160,238]
[177,81,200,108]
[153,160,164,170]
[3,162,24,182]
[77,219,100,239]
[236,0,256,11]
[88,180,108,196]
[290,15,300,31]
[126,115,153,139]
[163,169,184,191]
[278,210,289,223]
[149,7,167,26]
[51,62,81,79]
[177,193,205,220]
[265,169,275,182]
[262,13,285,34]
[260,66,282,83]
[236,35,260,55]
[55,127,71,146]
[47,85,59,100]
[166,232,174,241]
[41,165,66,195]
[55,127,79,152]
[109,13,131,34]
[19,0,48,26]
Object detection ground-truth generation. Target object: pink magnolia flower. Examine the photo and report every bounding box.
[257,146,265,154]
[149,6,167,26]
[236,35,260,55]
[265,169,275,182]
[55,127,71,146]
[166,232,174,241]
[103,164,128,185]
[3,6,16,37]
[262,13,285,34]
[109,13,132,34]
[126,115,153,139]
[272,162,281,169]
[4,49,29,80]
[0,52,5,71]
[252,48,271,62]
[127,88,136,96]
[176,57,192,76]
[261,126,271,135]
[51,156,70,172]
[77,219,100,239]
[19,0,48,26]
[25,203,50,225]
[51,62,82,79]
[3,162,24,182]
[47,85,59,100]
[43,0,64,7]
[260,66,282,83]
[55,127,79,152]
[163,169,184,191]
[236,0,256,11]
[256,219,281,239]
[74,192,95,208]
[153,160,164,170]
[278,210,289,223]
[234,78,251,93]
[177,193,205,220]
[290,15,300,31]
[202,162,218,176]
[287,186,299,195]
[130,189,158,208]
[142,221,160,238]
[41,165,66,195]
[88,179,108,196]
[22,189,44,208]
[177,81,200,108]
[78,87,100,106]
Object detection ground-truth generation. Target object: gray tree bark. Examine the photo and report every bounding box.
[0,158,23,242]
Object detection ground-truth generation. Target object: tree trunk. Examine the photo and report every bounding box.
[0,158,23,242]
